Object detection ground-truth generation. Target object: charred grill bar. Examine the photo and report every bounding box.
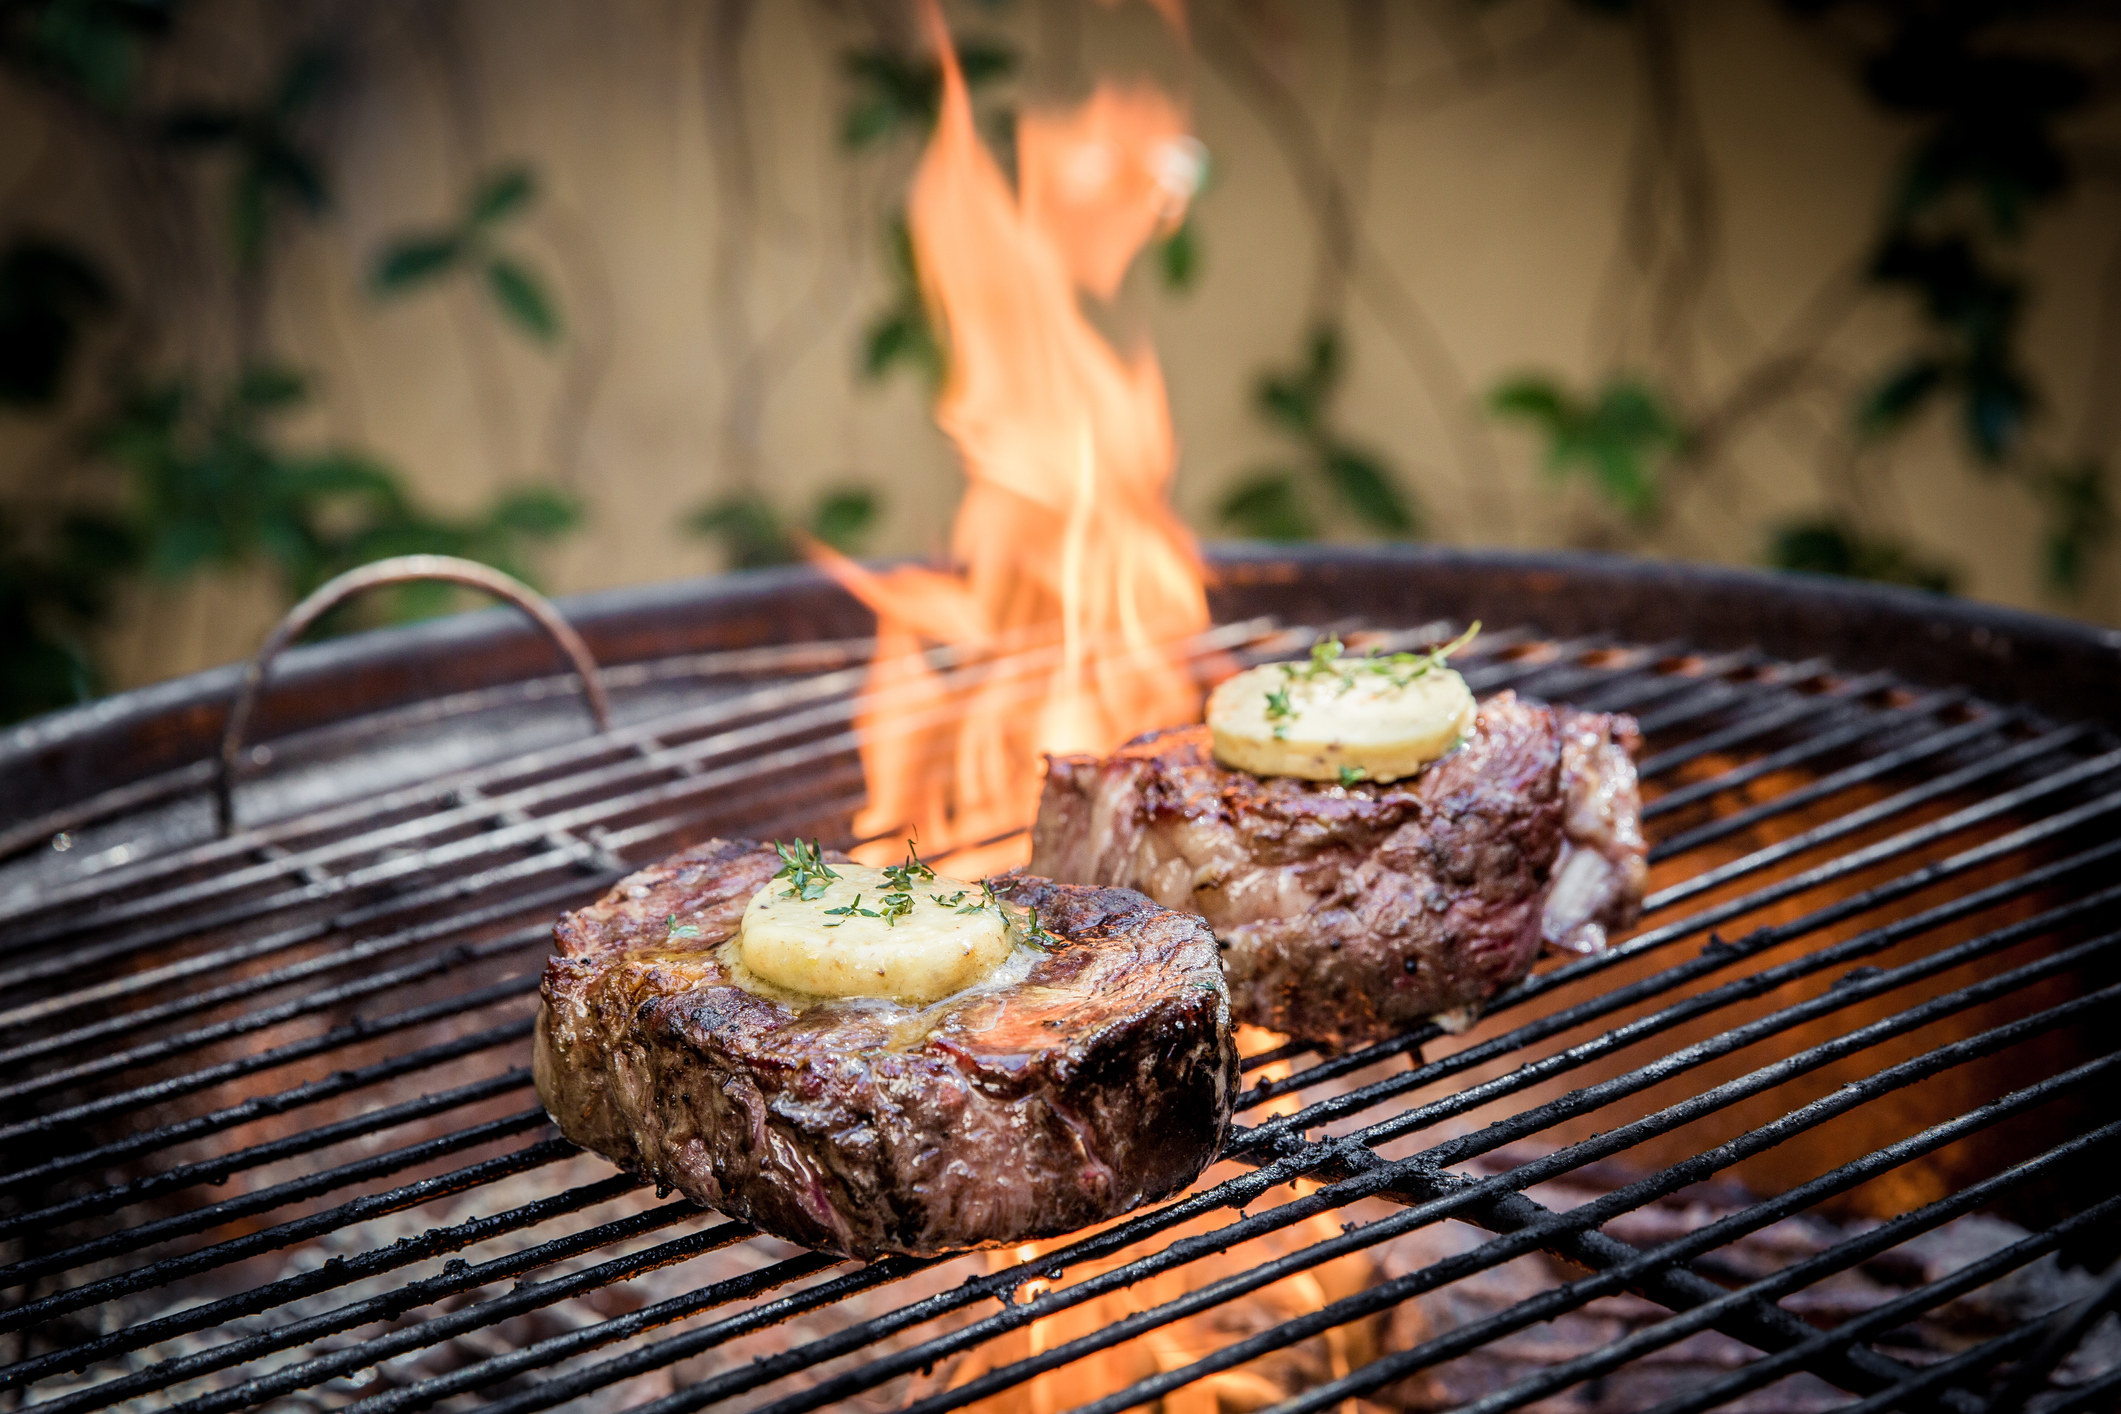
[1,547,2118,1413]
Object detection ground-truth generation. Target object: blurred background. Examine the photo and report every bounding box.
[2,0,2117,726]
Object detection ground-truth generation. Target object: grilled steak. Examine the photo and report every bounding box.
[535,838,1240,1258]
[1028,691,1646,1050]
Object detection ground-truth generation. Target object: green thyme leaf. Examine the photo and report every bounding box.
[881,839,936,892]
[821,892,880,927]
[1302,634,1345,679]
[771,837,841,899]
[1338,765,1368,787]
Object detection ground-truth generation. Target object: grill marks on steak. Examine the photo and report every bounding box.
[535,839,1240,1258]
[1029,691,1646,1050]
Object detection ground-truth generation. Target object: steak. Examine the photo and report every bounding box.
[1028,691,1646,1050]
[535,838,1240,1258]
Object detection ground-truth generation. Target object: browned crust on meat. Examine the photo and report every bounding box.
[534,839,1239,1258]
[1029,691,1645,1050]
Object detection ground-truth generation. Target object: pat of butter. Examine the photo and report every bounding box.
[1207,657,1476,783]
[737,864,1012,1003]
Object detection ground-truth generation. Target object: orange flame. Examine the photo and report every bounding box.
[815,2,1209,871]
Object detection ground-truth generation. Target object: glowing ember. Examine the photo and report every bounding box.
[812,1,1209,872]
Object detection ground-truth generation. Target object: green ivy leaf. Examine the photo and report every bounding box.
[841,97,900,150]
[689,493,789,569]
[237,364,307,409]
[1156,218,1200,292]
[1323,448,1418,535]
[1489,373,1680,522]
[370,236,463,294]
[22,0,175,109]
[809,488,878,553]
[488,486,581,537]
[1218,469,1316,542]
[838,39,1016,151]
[2035,460,2110,596]
[1768,518,1956,594]
[1857,357,1946,437]
[469,165,536,225]
[1488,377,1567,423]
[485,257,560,343]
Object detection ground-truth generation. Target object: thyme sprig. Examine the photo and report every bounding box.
[880,840,936,892]
[771,837,840,901]
[1263,685,1295,739]
[1368,620,1481,688]
[984,880,1054,948]
[1253,624,1482,741]
[822,893,880,927]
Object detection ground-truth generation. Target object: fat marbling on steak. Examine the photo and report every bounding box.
[535,838,1240,1258]
[1028,690,1646,1051]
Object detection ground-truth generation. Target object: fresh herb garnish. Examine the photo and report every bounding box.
[881,840,936,892]
[1302,634,1345,678]
[1338,764,1369,787]
[934,890,969,908]
[1376,621,1481,688]
[771,837,840,901]
[1263,685,1295,739]
[664,913,702,939]
[821,893,881,927]
[878,890,915,925]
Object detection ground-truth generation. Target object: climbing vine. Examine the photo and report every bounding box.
[0,1,581,723]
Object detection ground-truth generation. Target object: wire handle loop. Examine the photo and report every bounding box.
[216,554,609,836]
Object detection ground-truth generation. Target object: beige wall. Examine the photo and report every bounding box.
[4,0,2117,690]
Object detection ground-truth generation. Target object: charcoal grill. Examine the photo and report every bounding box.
[2,544,2119,1414]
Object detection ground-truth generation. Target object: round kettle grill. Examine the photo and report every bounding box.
[0,546,2116,1414]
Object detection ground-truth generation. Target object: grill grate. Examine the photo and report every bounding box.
[2,608,2119,1414]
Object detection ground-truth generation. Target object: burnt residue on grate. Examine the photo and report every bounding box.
[3,554,2121,1414]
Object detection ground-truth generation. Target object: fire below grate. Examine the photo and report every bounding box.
[2,551,2120,1414]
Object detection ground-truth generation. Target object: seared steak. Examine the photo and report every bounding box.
[535,839,1240,1258]
[1028,691,1646,1050]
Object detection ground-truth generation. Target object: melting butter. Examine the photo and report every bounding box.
[1208,656,1475,783]
[736,864,1012,1004]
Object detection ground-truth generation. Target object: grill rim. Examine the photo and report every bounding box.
[7,544,2121,834]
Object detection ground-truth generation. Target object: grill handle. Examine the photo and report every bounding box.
[216,554,611,836]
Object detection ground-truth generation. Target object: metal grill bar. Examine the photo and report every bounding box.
[0,1066,531,1239]
[981,1083,2121,1414]
[1640,684,1970,818]
[0,1092,540,1285]
[0,1018,528,1193]
[0,923,554,1103]
[1275,1121,2121,1414]
[6,610,2117,1414]
[0,1117,558,1330]
[0,637,883,864]
[150,1209,749,1414]
[2,1175,652,1403]
[727,928,2121,1414]
[0,619,1277,948]
[0,976,537,1144]
[1627,1188,2121,1414]
[313,902,2120,1414]
[866,977,2118,1414]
